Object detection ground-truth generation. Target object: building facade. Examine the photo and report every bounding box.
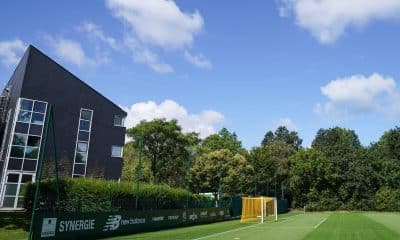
[0,45,126,208]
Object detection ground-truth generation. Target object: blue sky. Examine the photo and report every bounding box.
[1,0,400,148]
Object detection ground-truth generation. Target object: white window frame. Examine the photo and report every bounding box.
[72,108,93,178]
[111,145,123,158]
[113,115,125,127]
[0,98,47,209]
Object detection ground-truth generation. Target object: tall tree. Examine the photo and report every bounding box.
[310,127,376,209]
[261,126,302,149]
[126,118,199,187]
[250,141,296,197]
[191,149,254,200]
[200,128,245,154]
[369,127,400,189]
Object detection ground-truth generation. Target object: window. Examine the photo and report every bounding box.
[114,115,125,127]
[111,146,123,157]
[72,108,93,177]
[1,98,47,209]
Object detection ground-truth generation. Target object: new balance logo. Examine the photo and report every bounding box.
[103,215,121,231]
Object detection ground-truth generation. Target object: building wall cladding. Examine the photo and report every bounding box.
[0,49,30,181]
[16,46,126,179]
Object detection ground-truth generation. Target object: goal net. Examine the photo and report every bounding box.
[241,197,277,223]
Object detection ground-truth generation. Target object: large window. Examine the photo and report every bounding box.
[8,98,47,172]
[111,145,123,157]
[72,109,93,178]
[114,115,125,127]
[1,98,47,208]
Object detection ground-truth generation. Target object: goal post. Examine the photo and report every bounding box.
[240,197,278,223]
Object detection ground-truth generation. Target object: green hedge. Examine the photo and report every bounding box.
[23,178,211,212]
[375,187,400,211]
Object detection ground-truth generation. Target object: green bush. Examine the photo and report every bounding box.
[375,187,400,211]
[24,178,211,212]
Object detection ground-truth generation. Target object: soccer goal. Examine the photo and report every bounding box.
[240,197,278,223]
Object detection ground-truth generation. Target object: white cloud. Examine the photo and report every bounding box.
[106,0,203,49]
[276,117,298,131]
[124,36,173,73]
[78,22,119,50]
[315,73,400,117]
[0,39,26,67]
[105,0,210,72]
[277,0,400,43]
[184,50,212,69]
[123,99,225,138]
[47,37,96,67]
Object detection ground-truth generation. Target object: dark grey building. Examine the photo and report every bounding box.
[0,45,126,209]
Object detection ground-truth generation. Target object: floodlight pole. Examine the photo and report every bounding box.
[135,138,143,210]
[50,107,60,210]
[29,105,52,240]
[186,149,193,209]
[240,168,243,195]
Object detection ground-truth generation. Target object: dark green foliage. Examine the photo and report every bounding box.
[261,126,302,149]
[200,128,246,155]
[126,118,200,187]
[23,178,209,212]
[375,188,400,211]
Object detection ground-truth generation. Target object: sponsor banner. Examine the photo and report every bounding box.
[32,208,231,240]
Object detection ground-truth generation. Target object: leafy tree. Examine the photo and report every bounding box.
[369,127,400,189]
[126,119,199,187]
[191,149,254,201]
[200,128,245,154]
[289,148,330,207]
[121,141,152,183]
[261,126,302,149]
[250,141,296,197]
[308,127,377,210]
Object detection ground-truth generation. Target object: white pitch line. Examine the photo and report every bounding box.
[314,217,327,229]
[192,213,305,240]
[191,223,263,240]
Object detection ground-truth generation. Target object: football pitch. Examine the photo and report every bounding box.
[107,211,400,240]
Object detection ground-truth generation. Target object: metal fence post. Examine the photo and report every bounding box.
[28,105,52,240]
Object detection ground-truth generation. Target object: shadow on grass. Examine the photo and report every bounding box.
[0,212,30,231]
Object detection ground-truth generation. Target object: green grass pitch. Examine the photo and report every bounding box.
[106,211,400,240]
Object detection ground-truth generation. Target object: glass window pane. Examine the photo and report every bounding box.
[73,164,85,175]
[77,142,88,152]
[12,133,27,146]
[31,113,44,125]
[79,120,90,131]
[21,175,33,183]
[20,99,33,111]
[24,147,39,159]
[75,152,87,163]
[17,111,31,123]
[111,146,122,157]
[23,160,37,171]
[2,197,15,208]
[114,115,122,126]
[33,101,46,113]
[4,184,18,195]
[29,124,42,136]
[7,158,23,170]
[27,136,41,147]
[10,146,24,158]
[78,131,89,141]
[15,122,29,134]
[6,174,19,183]
[81,110,92,121]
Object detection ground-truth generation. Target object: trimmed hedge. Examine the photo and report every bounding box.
[23,178,211,212]
[375,187,400,211]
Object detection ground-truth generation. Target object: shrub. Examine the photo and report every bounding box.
[375,187,400,211]
[24,178,210,212]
